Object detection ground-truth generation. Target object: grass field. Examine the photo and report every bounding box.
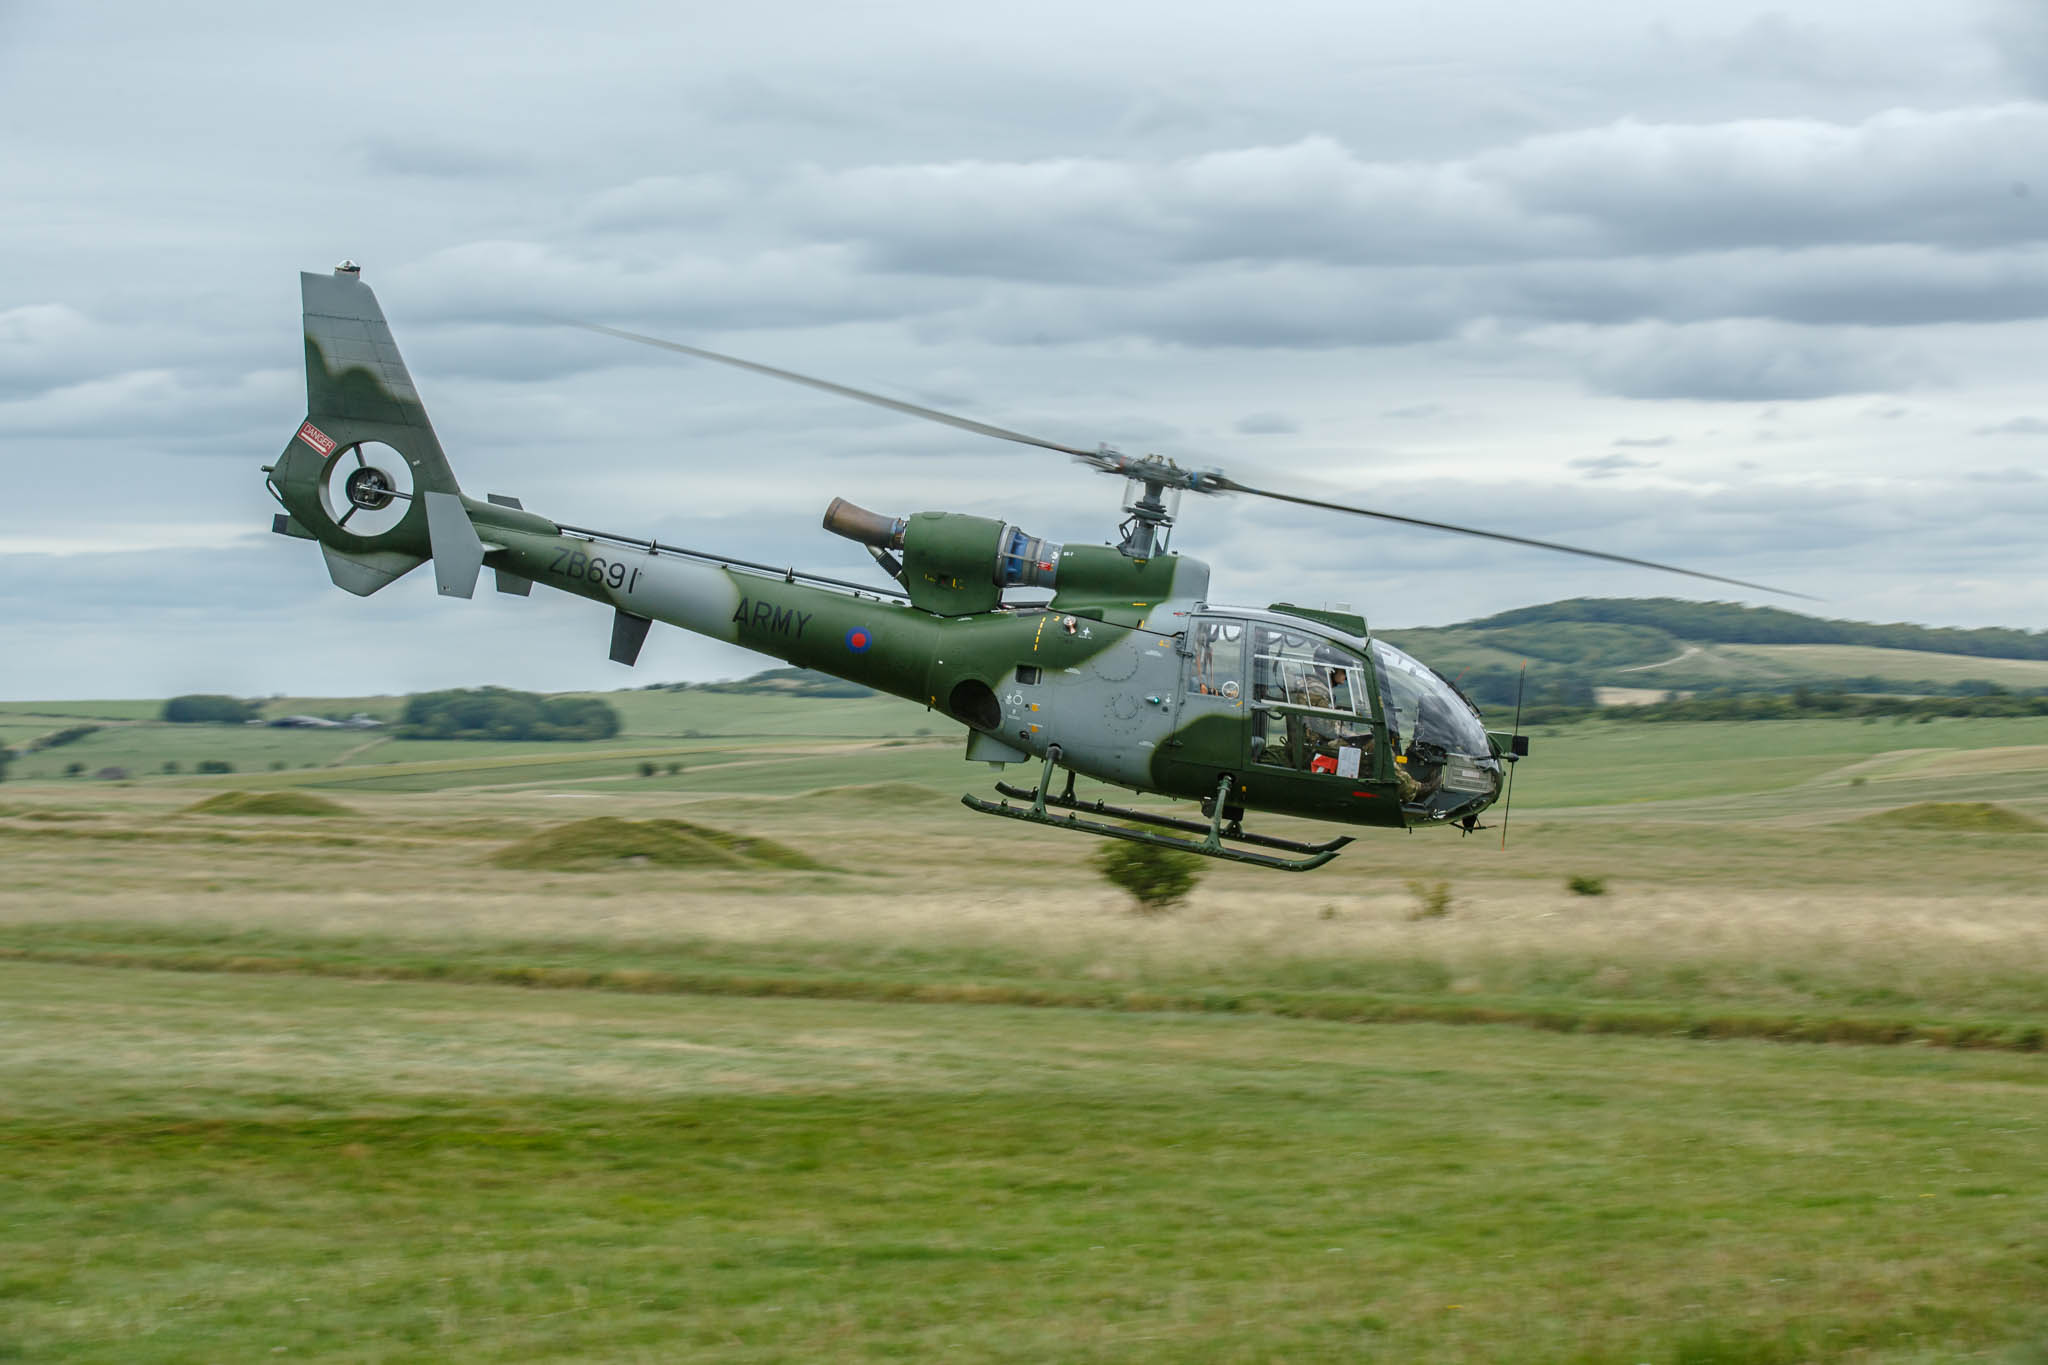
[1708,644,2048,688]
[3,692,2047,1360]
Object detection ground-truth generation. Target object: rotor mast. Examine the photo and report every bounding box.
[1077,446,1223,560]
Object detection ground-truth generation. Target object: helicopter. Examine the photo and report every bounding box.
[263,263,1796,871]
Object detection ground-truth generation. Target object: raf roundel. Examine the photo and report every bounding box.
[845,626,874,653]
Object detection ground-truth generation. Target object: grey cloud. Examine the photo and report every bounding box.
[1720,14,1850,84]
[1613,435,1673,448]
[1567,320,1923,401]
[576,175,745,234]
[771,107,2048,287]
[1234,412,1300,435]
[693,73,889,131]
[394,239,959,334]
[1216,470,2048,592]
[358,135,525,180]
[0,367,295,442]
[1570,453,1660,478]
[324,123,2048,377]
[1975,415,2048,435]
[0,302,99,396]
[1985,0,2048,97]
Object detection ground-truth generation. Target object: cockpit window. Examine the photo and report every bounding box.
[1251,627,1376,775]
[1370,639,1490,758]
[1189,619,1245,699]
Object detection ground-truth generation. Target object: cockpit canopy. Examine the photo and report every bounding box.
[1201,609,1502,820]
[1369,639,1491,759]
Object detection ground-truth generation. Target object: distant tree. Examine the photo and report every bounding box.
[163,695,259,724]
[64,761,85,778]
[397,687,622,741]
[160,760,181,774]
[638,761,657,777]
[0,748,12,783]
[196,760,235,774]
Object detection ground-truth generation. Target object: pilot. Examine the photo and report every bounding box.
[1328,667,1353,713]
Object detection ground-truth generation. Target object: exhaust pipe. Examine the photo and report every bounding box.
[822,498,907,549]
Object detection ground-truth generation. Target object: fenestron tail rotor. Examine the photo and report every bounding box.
[570,319,1807,599]
[319,440,415,539]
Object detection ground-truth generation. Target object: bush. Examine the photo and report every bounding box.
[35,724,102,750]
[163,695,259,724]
[1406,879,1453,919]
[1091,838,1204,914]
[1567,875,1608,896]
[0,748,13,783]
[397,687,622,741]
[638,761,657,778]
[196,760,235,774]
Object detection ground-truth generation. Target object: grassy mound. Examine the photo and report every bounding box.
[1856,801,2047,834]
[183,791,355,818]
[785,782,956,809]
[489,817,824,871]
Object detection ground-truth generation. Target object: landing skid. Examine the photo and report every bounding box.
[961,758,1349,872]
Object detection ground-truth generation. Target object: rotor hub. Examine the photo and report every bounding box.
[344,465,397,510]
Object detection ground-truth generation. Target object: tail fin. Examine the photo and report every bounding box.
[269,264,476,596]
[299,264,460,495]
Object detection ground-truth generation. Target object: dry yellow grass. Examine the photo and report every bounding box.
[5,771,2045,1029]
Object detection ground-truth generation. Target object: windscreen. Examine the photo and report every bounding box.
[1370,639,1491,758]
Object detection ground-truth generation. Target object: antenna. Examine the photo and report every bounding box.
[1500,663,1526,851]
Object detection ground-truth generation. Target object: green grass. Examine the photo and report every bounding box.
[1509,716,2048,809]
[1,723,371,782]
[6,706,2048,1358]
[3,962,2045,1363]
[565,687,937,738]
[1712,642,2048,687]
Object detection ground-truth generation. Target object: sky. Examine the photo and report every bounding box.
[3,0,2047,699]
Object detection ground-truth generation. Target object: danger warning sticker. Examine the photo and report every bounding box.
[296,420,337,457]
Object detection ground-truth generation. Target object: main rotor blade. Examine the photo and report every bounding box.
[1215,476,1814,599]
[569,319,1807,599]
[569,321,1096,458]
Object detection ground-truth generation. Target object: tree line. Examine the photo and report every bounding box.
[1464,597,2048,661]
[397,688,621,741]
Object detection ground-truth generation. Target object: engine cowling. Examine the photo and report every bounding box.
[824,499,1060,615]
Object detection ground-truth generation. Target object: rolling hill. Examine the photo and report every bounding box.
[1377,597,2048,707]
